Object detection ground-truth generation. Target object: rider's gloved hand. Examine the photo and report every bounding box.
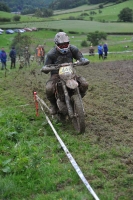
[41,66,50,74]
[79,58,90,65]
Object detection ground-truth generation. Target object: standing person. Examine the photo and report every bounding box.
[35,45,38,61]
[0,47,7,70]
[41,32,89,115]
[24,46,30,67]
[103,43,108,59]
[9,47,16,69]
[0,49,1,68]
[41,45,45,64]
[37,45,45,65]
[98,43,103,59]
[89,44,94,56]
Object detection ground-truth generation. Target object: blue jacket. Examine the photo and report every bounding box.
[9,49,16,58]
[98,45,103,55]
[103,44,108,52]
[0,50,7,63]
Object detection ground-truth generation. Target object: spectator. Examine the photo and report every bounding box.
[103,43,108,59]
[0,50,1,67]
[37,45,45,65]
[24,46,30,66]
[9,47,16,69]
[89,44,94,56]
[98,44,103,60]
[0,47,7,70]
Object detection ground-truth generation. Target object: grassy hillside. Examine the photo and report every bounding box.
[0,11,49,22]
[0,2,133,199]
[1,0,133,24]
[53,0,133,22]
[0,56,133,200]
[54,4,103,15]
[0,0,133,34]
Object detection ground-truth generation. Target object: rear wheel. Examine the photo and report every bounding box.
[71,94,85,133]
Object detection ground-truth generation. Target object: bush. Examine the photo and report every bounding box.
[80,13,89,16]
[58,29,63,32]
[68,16,76,20]
[68,31,79,34]
[87,31,107,46]
[12,15,21,21]
[81,40,88,47]
[99,4,104,9]
[0,17,11,22]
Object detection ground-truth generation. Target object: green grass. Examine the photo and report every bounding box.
[0,48,133,199]
[0,11,48,22]
[54,4,101,15]
[1,20,133,33]
[0,64,95,199]
[0,1,133,198]
[1,0,133,34]
[1,0,132,23]
[0,30,133,58]
[93,0,133,22]
[52,0,133,22]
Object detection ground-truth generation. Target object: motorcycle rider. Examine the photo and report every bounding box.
[41,32,89,114]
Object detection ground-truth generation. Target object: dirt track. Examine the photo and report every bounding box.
[80,60,133,145]
[20,59,133,151]
[21,60,133,149]
[3,59,132,199]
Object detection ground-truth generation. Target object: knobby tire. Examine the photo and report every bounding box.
[71,94,85,133]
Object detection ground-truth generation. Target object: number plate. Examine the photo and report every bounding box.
[59,66,73,75]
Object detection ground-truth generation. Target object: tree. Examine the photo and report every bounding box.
[87,31,107,46]
[12,15,21,22]
[81,40,88,47]
[0,2,10,12]
[99,4,103,9]
[11,33,32,57]
[35,8,53,17]
[118,7,133,22]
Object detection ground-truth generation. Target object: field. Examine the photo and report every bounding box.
[0,1,133,199]
[52,0,133,22]
[1,0,133,34]
[0,11,47,22]
[0,56,133,200]
[1,20,133,34]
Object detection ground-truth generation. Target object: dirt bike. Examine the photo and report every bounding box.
[41,61,89,133]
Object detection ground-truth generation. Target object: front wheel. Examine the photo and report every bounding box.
[71,94,85,133]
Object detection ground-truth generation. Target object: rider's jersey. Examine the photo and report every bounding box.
[45,45,84,75]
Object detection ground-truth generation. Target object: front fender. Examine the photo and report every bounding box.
[66,79,78,89]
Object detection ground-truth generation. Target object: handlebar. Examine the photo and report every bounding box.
[41,60,90,73]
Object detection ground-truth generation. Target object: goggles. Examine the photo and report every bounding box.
[57,42,69,49]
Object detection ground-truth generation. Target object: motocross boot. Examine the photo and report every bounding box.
[49,100,58,115]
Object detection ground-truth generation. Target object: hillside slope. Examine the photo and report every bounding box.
[0,59,133,199]
[1,0,54,12]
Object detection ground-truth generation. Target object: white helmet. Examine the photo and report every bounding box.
[54,32,70,54]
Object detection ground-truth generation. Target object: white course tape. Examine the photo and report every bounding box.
[36,95,100,200]
[36,95,51,112]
